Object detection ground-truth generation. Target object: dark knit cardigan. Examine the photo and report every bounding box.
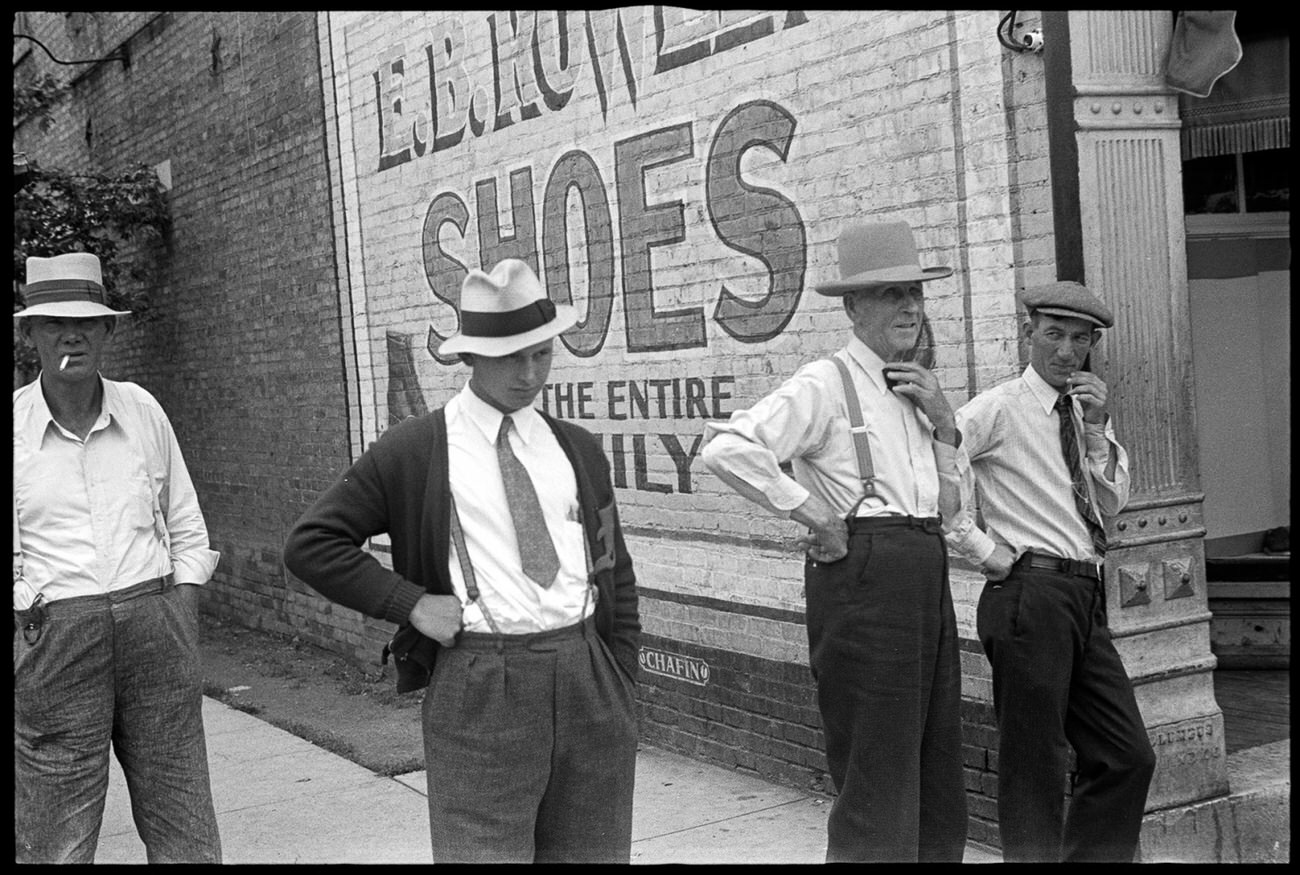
[283,406,640,692]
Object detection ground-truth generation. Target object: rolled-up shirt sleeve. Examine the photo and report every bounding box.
[1083,419,1130,516]
[932,440,966,530]
[944,399,999,565]
[701,368,836,518]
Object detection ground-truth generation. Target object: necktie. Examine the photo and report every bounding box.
[497,416,561,588]
[1055,394,1108,559]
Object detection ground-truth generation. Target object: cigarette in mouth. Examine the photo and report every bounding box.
[59,355,71,371]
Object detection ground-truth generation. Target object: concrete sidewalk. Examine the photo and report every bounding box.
[94,696,1001,864]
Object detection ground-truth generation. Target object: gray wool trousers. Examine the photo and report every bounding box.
[420,617,638,863]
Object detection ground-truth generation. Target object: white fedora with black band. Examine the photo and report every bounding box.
[15,252,131,319]
[438,258,578,357]
[815,222,953,296]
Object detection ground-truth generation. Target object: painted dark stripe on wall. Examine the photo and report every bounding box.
[639,585,804,625]
[636,631,826,784]
[624,524,788,552]
[640,588,989,648]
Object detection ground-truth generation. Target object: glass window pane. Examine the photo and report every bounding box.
[1183,154,1240,214]
[1243,148,1290,212]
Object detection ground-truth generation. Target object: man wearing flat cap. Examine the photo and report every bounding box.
[284,258,639,863]
[13,252,222,863]
[702,222,968,862]
[946,280,1155,862]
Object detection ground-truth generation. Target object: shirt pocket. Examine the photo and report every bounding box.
[103,464,160,536]
[554,517,589,577]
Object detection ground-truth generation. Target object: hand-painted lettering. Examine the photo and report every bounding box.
[708,101,806,342]
[615,123,703,352]
[419,104,806,356]
[541,150,615,358]
[369,11,808,166]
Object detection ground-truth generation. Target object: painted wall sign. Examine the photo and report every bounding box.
[639,646,712,686]
[321,8,1019,646]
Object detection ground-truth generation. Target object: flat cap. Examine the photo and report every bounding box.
[1017,281,1114,328]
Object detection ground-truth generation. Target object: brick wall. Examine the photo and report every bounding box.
[15,10,1065,852]
[14,11,358,651]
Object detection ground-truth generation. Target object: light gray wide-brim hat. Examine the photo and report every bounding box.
[438,258,578,357]
[15,252,131,319]
[815,222,953,296]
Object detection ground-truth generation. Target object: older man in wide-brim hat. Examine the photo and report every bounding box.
[946,280,1154,862]
[285,258,640,863]
[13,252,223,863]
[703,222,969,862]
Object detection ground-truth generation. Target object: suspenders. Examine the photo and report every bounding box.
[828,355,880,517]
[448,494,503,634]
[448,485,594,636]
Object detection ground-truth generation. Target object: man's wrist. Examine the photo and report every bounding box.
[933,426,962,448]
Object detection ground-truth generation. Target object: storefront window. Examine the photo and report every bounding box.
[1179,14,1289,217]
[1183,148,1289,215]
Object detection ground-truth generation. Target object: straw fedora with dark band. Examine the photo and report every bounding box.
[438,259,578,357]
[15,252,131,319]
[815,222,952,296]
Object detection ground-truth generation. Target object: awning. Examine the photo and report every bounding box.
[1180,31,1290,161]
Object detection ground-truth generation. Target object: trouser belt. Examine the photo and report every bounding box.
[847,515,942,535]
[455,616,595,652]
[1014,552,1101,581]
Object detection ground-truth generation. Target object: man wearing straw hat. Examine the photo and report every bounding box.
[13,252,222,863]
[284,258,640,864]
[945,281,1154,861]
[702,222,968,862]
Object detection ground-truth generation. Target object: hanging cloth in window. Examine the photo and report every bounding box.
[1166,11,1242,99]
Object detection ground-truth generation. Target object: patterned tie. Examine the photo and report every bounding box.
[1055,394,1108,559]
[497,416,561,588]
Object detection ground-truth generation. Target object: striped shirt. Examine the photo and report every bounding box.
[946,365,1130,566]
[701,335,962,525]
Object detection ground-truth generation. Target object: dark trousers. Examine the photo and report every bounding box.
[13,578,221,864]
[805,516,968,863]
[977,567,1156,862]
[421,617,638,863]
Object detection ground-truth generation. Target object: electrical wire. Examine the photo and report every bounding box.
[997,10,1030,52]
[14,33,128,67]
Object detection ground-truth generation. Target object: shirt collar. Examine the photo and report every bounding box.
[457,382,545,446]
[843,336,890,393]
[18,372,116,445]
[1022,365,1067,416]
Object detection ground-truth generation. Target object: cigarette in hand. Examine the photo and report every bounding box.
[59,355,71,371]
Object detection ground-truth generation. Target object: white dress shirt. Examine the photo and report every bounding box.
[946,365,1131,566]
[445,384,594,633]
[13,375,220,609]
[701,336,962,524]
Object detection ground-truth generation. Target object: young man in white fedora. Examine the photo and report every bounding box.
[13,252,223,863]
[702,222,969,862]
[284,258,640,863]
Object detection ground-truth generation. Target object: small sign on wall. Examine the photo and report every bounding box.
[639,646,711,686]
